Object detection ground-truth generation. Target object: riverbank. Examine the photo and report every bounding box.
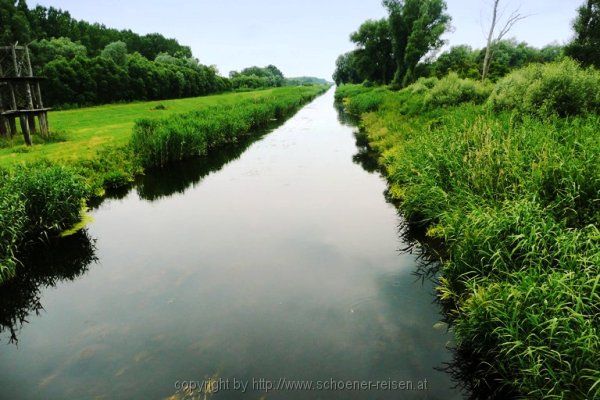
[336,60,599,398]
[0,85,328,284]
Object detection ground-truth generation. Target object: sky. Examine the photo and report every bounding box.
[32,0,581,80]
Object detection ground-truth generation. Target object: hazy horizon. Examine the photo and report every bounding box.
[32,0,580,80]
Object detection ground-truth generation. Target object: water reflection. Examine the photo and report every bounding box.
[136,131,270,201]
[0,232,96,343]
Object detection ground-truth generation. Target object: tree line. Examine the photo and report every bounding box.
[334,0,600,86]
[1,1,325,108]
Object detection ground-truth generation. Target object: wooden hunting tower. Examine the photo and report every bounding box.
[0,44,51,145]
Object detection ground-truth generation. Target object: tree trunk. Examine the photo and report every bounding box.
[482,0,500,81]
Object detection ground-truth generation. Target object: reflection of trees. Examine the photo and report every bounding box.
[0,231,96,344]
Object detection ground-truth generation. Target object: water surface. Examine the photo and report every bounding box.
[0,88,461,399]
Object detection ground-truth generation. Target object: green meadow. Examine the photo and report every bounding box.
[0,87,316,167]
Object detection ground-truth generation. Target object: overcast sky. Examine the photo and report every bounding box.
[32,0,580,80]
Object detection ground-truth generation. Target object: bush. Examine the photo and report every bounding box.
[344,88,388,114]
[423,73,492,108]
[488,58,600,117]
[408,77,439,94]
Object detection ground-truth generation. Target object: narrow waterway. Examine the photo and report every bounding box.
[0,88,461,399]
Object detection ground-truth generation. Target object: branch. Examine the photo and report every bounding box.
[496,9,529,41]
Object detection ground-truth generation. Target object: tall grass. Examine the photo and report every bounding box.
[0,163,90,283]
[337,60,600,398]
[131,86,327,168]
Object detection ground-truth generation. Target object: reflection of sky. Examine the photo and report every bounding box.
[0,89,460,399]
[33,0,579,80]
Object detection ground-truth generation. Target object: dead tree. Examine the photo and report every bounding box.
[481,0,528,81]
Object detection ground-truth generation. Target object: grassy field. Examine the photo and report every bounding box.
[0,87,313,168]
[336,60,599,399]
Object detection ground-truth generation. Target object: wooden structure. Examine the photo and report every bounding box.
[0,44,51,145]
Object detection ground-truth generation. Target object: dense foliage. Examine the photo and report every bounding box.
[0,0,190,59]
[335,38,564,85]
[131,86,327,168]
[566,0,600,67]
[229,65,285,89]
[334,0,450,87]
[35,38,230,107]
[336,59,600,398]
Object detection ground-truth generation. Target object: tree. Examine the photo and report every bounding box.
[101,41,127,66]
[433,45,479,78]
[383,0,451,87]
[565,0,600,67]
[332,51,361,85]
[481,0,527,81]
[350,19,395,84]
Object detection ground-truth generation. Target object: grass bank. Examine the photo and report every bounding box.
[0,85,328,284]
[336,60,599,399]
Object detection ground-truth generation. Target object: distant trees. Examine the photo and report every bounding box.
[430,40,564,81]
[333,52,361,85]
[566,0,600,67]
[229,65,285,89]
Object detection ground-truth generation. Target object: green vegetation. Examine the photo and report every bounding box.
[229,65,285,89]
[566,0,600,68]
[0,163,90,283]
[337,58,600,398]
[0,85,328,284]
[334,0,451,87]
[131,86,327,168]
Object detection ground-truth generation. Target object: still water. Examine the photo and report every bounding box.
[0,88,462,399]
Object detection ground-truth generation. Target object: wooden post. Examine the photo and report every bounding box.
[19,115,31,145]
[23,46,38,136]
[8,117,17,137]
[0,81,6,138]
[26,46,49,136]
[10,45,33,145]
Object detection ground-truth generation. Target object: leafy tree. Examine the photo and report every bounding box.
[332,51,361,85]
[100,41,127,66]
[433,45,479,79]
[349,19,395,84]
[383,0,451,87]
[29,37,87,68]
[566,0,600,67]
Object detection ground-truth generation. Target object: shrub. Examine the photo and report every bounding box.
[344,88,388,114]
[407,76,439,94]
[423,73,493,108]
[488,58,600,117]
